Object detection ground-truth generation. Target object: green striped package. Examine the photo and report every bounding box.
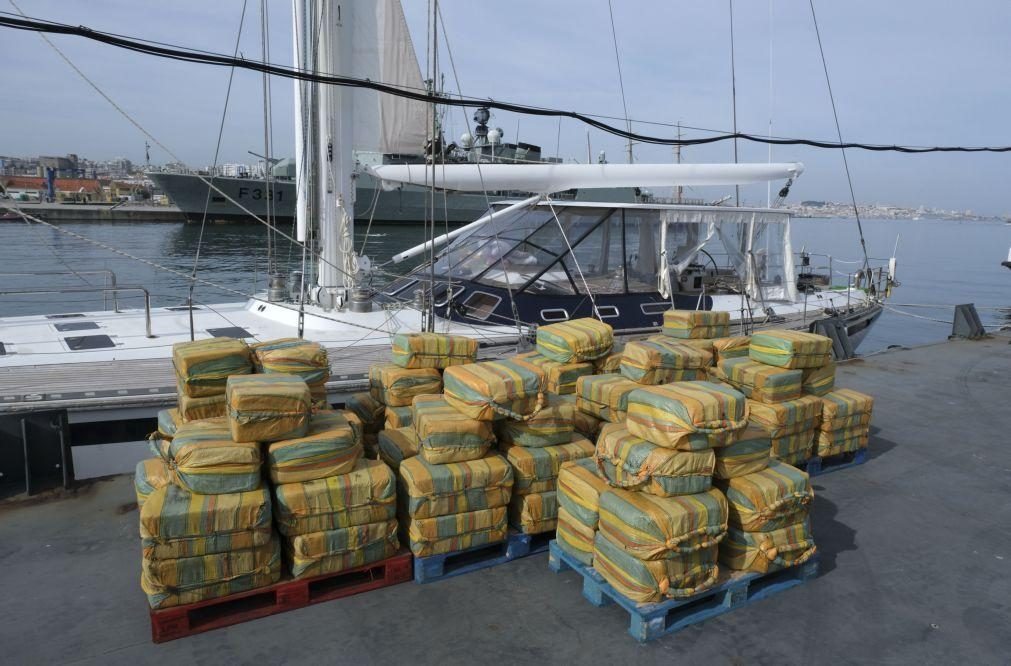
[535,317,614,363]
[406,506,508,557]
[625,381,748,450]
[719,519,817,574]
[390,332,479,369]
[368,363,442,407]
[443,357,546,421]
[495,393,575,447]
[398,452,514,519]
[749,330,832,369]
[501,436,595,495]
[168,420,262,495]
[595,423,715,497]
[713,426,771,479]
[412,394,494,463]
[715,460,812,531]
[662,310,730,340]
[265,411,361,485]
[709,357,803,404]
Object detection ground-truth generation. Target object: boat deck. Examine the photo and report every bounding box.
[1,334,1008,663]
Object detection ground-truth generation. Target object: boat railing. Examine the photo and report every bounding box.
[0,270,121,311]
[0,284,154,338]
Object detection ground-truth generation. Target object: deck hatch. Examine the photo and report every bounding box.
[166,306,201,311]
[64,335,116,351]
[44,313,85,319]
[207,326,253,339]
[54,322,100,332]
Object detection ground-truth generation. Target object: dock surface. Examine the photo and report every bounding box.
[1,335,1008,664]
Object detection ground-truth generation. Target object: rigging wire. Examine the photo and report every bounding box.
[728,0,740,205]
[606,0,633,163]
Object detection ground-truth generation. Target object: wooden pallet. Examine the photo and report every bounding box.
[149,550,413,643]
[548,540,819,643]
[805,446,868,476]
[413,529,551,584]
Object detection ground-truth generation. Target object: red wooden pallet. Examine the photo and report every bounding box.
[149,550,413,643]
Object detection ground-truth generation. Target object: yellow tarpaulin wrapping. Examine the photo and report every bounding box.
[715,460,813,531]
[226,375,311,443]
[172,337,252,398]
[508,490,558,534]
[368,363,443,407]
[168,420,262,495]
[265,411,362,484]
[625,381,748,450]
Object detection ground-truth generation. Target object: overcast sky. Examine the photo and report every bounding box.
[1,0,1009,214]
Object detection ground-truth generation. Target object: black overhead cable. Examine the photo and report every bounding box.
[3,12,1011,155]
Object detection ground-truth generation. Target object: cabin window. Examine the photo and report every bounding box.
[460,291,501,321]
[540,308,569,322]
[596,305,620,319]
[385,278,419,298]
[640,302,669,315]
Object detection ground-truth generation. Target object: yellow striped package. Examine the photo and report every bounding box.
[598,487,728,561]
[398,452,513,519]
[390,332,479,369]
[134,458,173,507]
[273,458,397,536]
[168,420,262,495]
[156,408,182,440]
[172,337,253,398]
[770,429,816,465]
[619,339,712,385]
[377,427,420,470]
[625,381,748,450]
[345,391,385,434]
[819,388,874,431]
[557,458,611,530]
[574,373,639,423]
[662,309,730,340]
[384,404,414,430]
[143,537,278,590]
[226,375,311,443]
[711,336,751,363]
[443,357,546,421]
[802,361,836,396]
[508,490,558,534]
[747,395,823,437]
[368,363,443,407]
[177,388,227,422]
[556,506,596,565]
[412,394,494,464]
[594,423,715,497]
[502,436,595,495]
[554,394,602,439]
[406,506,508,557]
[265,411,362,484]
[749,330,832,369]
[494,394,575,448]
[715,460,812,531]
[139,484,272,554]
[593,342,625,374]
[515,350,594,395]
[535,317,614,363]
[593,531,720,603]
[286,519,399,579]
[815,428,869,457]
[142,528,273,562]
[250,337,330,390]
[709,357,803,404]
[720,519,817,574]
[714,426,772,479]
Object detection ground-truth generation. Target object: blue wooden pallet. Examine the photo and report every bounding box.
[805,447,868,476]
[414,529,552,584]
[548,540,819,643]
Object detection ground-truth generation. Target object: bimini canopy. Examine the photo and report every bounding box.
[370,162,804,193]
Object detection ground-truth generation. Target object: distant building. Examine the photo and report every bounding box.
[1,176,105,202]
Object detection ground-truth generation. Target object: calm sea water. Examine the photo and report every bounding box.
[0,217,1007,353]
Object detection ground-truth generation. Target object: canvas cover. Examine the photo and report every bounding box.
[710,357,803,404]
[770,429,816,465]
[515,350,594,395]
[157,408,182,439]
[595,423,715,497]
[819,389,874,431]
[368,363,442,407]
[398,452,513,519]
[142,537,278,590]
[747,395,823,437]
[536,317,614,363]
[711,336,751,363]
[574,373,639,423]
[749,330,832,369]
[406,506,508,557]
[139,484,271,545]
[802,361,836,396]
[815,428,869,457]
[142,527,273,562]
[250,337,330,389]
[412,394,494,463]
[134,458,173,507]
[662,310,730,340]
[508,490,559,534]
[390,332,479,369]
[168,421,261,495]
[716,460,812,531]
[593,531,720,603]
[556,506,595,566]
[502,436,595,495]
[226,375,311,443]
[554,395,602,439]
[593,341,625,374]
[719,519,817,574]
[620,339,712,385]
[288,528,399,579]
[443,357,546,421]
[286,519,398,572]
[385,404,413,430]
[273,459,397,536]
[172,337,252,398]
[495,394,575,447]
[177,388,228,422]
[626,381,748,450]
[714,426,771,479]
[266,411,361,484]
[377,426,420,470]
[556,457,611,530]
[345,391,386,433]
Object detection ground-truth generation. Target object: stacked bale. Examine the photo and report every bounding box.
[620,338,713,385]
[172,337,253,422]
[747,396,823,465]
[345,392,385,456]
[661,310,730,341]
[369,362,443,430]
[250,337,331,407]
[816,388,874,458]
[514,350,594,395]
[555,458,611,565]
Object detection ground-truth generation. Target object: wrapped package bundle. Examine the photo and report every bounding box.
[443,356,545,421]
[749,330,832,369]
[593,342,625,374]
[134,458,173,507]
[515,350,594,395]
[377,427,420,470]
[556,507,597,566]
[619,339,712,385]
[368,363,442,407]
[594,423,715,497]
[250,337,330,388]
[711,336,751,363]
[407,506,508,557]
[720,518,817,574]
[819,388,874,431]
[802,361,836,396]
[177,389,227,422]
[536,317,614,363]
[273,459,396,536]
[345,391,385,434]
[815,428,869,457]
[412,394,494,464]
[508,490,558,534]
[226,375,311,443]
[156,408,182,440]
[502,436,594,495]
[662,309,730,340]
[286,519,399,579]
[713,426,772,479]
[555,395,603,439]
[148,432,172,461]
[390,332,479,369]
[709,358,803,404]
[266,411,362,484]
[716,460,812,531]
[143,537,278,590]
[384,404,413,430]
[555,458,611,562]
[172,337,252,398]
[770,429,816,465]
[575,373,639,423]
[593,531,720,603]
[747,395,823,438]
[398,453,513,519]
[495,394,575,448]
[625,381,748,451]
[168,420,261,495]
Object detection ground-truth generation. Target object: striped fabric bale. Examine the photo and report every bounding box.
[593,341,625,374]
[502,436,595,495]
[715,460,812,531]
[535,317,614,363]
[406,506,508,557]
[226,375,311,443]
[555,395,603,439]
[802,361,836,396]
[142,528,272,562]
[443,357,546,421]
[557,458,611,530]
[815,428,869,457]
[143,537,278,591]
[770,429,816,465]
[662,309,730,340]
[747,395,823,438]
[139,484,272,551]
[595,423,715,497]
[273,459,397,536]
[714,426,772,479]
[710,357,803,404]
[148,433,172,460]
[168,420,261,495]
[619,339,712,385]
[720,519,817,574]
[390,332,479,369]
[156,408,182,440]
[250,337,330,390]
[598,488,728,561]
[819,388,874,431]
[495,394,575,448]
[177,389,227,422]
[514,350,594,395]
[749,330,832,369]
[625,381,749,451]
[377,427,420,470]
[345,391,385,434]
[676,337,717,356]
[711,336,751,363]
[172,337,252,398]
[508,490,559,534]
[556,506,596,565]
[265,411,362,485]
[134,458,173,507]
[368,363,443,407]
[286,519,399,579]
[384,404,414,430]
[398,453,514,519]
[593,531,720,603]
[412,394,494,463]
[574,373,639,423]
